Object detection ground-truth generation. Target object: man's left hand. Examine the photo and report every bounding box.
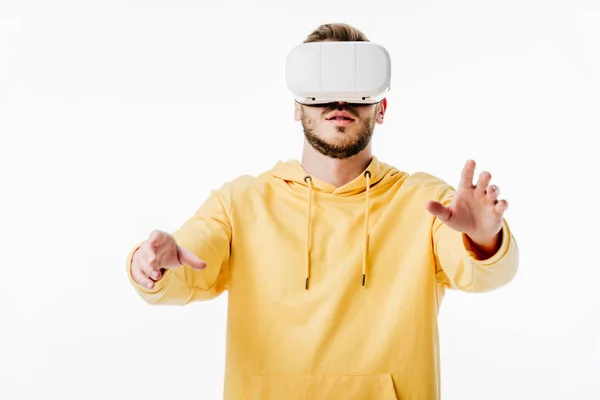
[426,160,507,253]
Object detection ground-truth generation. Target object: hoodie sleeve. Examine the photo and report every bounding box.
[126,182,232,305]
[432,183,519,292]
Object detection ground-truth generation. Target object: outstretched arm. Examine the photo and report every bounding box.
[428,160,519,292]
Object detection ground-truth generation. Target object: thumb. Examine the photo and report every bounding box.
[426,200,452,223]
[177,245,207,270]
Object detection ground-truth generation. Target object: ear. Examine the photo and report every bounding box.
[294,101,302,121]
[375,98,388,124]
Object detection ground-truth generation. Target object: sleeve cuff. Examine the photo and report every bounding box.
[462,219,511,266]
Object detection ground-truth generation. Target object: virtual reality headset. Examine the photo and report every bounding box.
[285,41,391,106]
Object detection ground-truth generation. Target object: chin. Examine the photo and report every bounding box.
[319,128,347,141]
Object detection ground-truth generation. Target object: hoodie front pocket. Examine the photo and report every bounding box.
[241,373,398,400]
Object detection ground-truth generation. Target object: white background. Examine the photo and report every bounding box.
[1,0,599,399]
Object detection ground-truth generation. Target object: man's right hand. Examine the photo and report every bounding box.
[131,230,206,289]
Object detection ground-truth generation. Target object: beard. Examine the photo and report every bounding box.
[301,105,377,160]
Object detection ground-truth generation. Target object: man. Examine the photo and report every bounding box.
[126,23,518,400]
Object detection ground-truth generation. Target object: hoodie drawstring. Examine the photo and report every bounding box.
[303,171,372,290]
[363,170,371,287]
[304,175,313,290]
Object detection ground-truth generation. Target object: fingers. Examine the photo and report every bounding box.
[131,249,161,289]
[140,230,205,276]
[131,265,155,289]
[485,184,499,204]
[479,173,507,213]
[459,160,476,189]
[139,252,163,280]
[461,159,509,215]
[461,160,493,196]
[131,238,167,289]
[495,199,509,214]
[475,171,492,195]
[178,245,207,270]
[134,264,161,289]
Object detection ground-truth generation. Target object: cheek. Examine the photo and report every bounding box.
[358,109,377,120]
[310,115,327,126]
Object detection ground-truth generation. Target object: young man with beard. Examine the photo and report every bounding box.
[126,23,519,400]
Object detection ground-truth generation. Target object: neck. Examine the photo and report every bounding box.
[300,140,373,188]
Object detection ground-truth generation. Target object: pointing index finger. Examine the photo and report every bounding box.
[148,230,165,248]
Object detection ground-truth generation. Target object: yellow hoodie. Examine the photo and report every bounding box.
[126,156,519,400]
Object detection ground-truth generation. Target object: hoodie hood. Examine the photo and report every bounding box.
[268,156,400,197]
[266,156,402,289]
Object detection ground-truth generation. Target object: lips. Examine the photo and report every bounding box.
[326,111,355,121]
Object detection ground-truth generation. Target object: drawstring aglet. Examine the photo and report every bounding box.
[305,277,309,290]
[362,274,366,287]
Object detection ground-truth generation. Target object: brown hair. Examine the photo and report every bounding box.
[303,23,369,43]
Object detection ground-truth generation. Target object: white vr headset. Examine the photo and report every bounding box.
[285,41,391,106]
